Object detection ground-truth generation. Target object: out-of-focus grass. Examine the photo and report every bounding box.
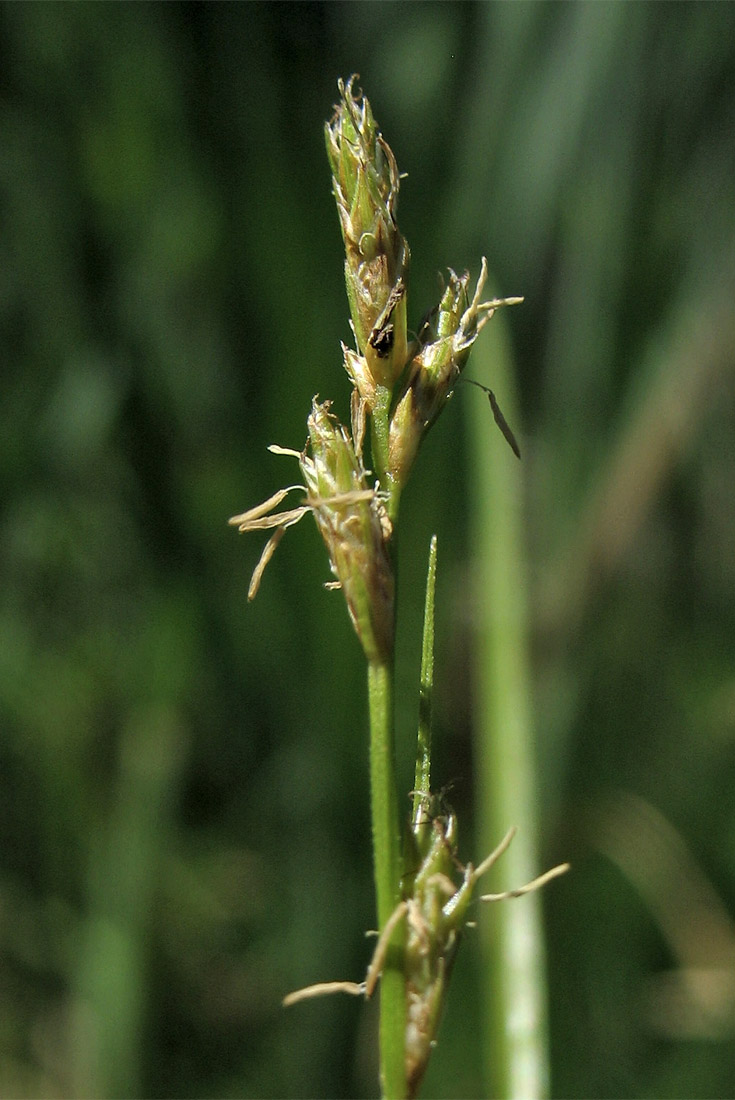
[1,3,735,1097]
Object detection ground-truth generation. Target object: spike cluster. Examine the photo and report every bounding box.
[283,802,569,1099]
[301,400,394,664]
[230,77,522,666]
[389,259,523,485]
[325,74,410,398]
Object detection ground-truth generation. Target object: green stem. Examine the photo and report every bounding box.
[367,374,406,1097]
[368,659,406,1099]
[469,324,551,1099]
[371,384,401,522]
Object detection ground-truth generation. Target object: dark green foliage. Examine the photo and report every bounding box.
[2,3,735,1096]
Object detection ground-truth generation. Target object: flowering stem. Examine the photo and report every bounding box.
[236,77,539,1100]
[367,658,406,1099]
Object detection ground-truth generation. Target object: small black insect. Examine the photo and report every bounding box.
[368,322,394,358]
[368,279,405,359]
[463,378,522,459]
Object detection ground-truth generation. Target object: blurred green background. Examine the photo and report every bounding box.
[2,2,735,1097]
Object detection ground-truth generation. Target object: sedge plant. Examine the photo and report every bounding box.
[230,77,567,1100]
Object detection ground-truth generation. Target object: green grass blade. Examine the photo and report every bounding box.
[412,535,437,835]
[468,318,551,1099]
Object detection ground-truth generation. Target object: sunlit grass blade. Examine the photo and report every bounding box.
[468,316,553,1100]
